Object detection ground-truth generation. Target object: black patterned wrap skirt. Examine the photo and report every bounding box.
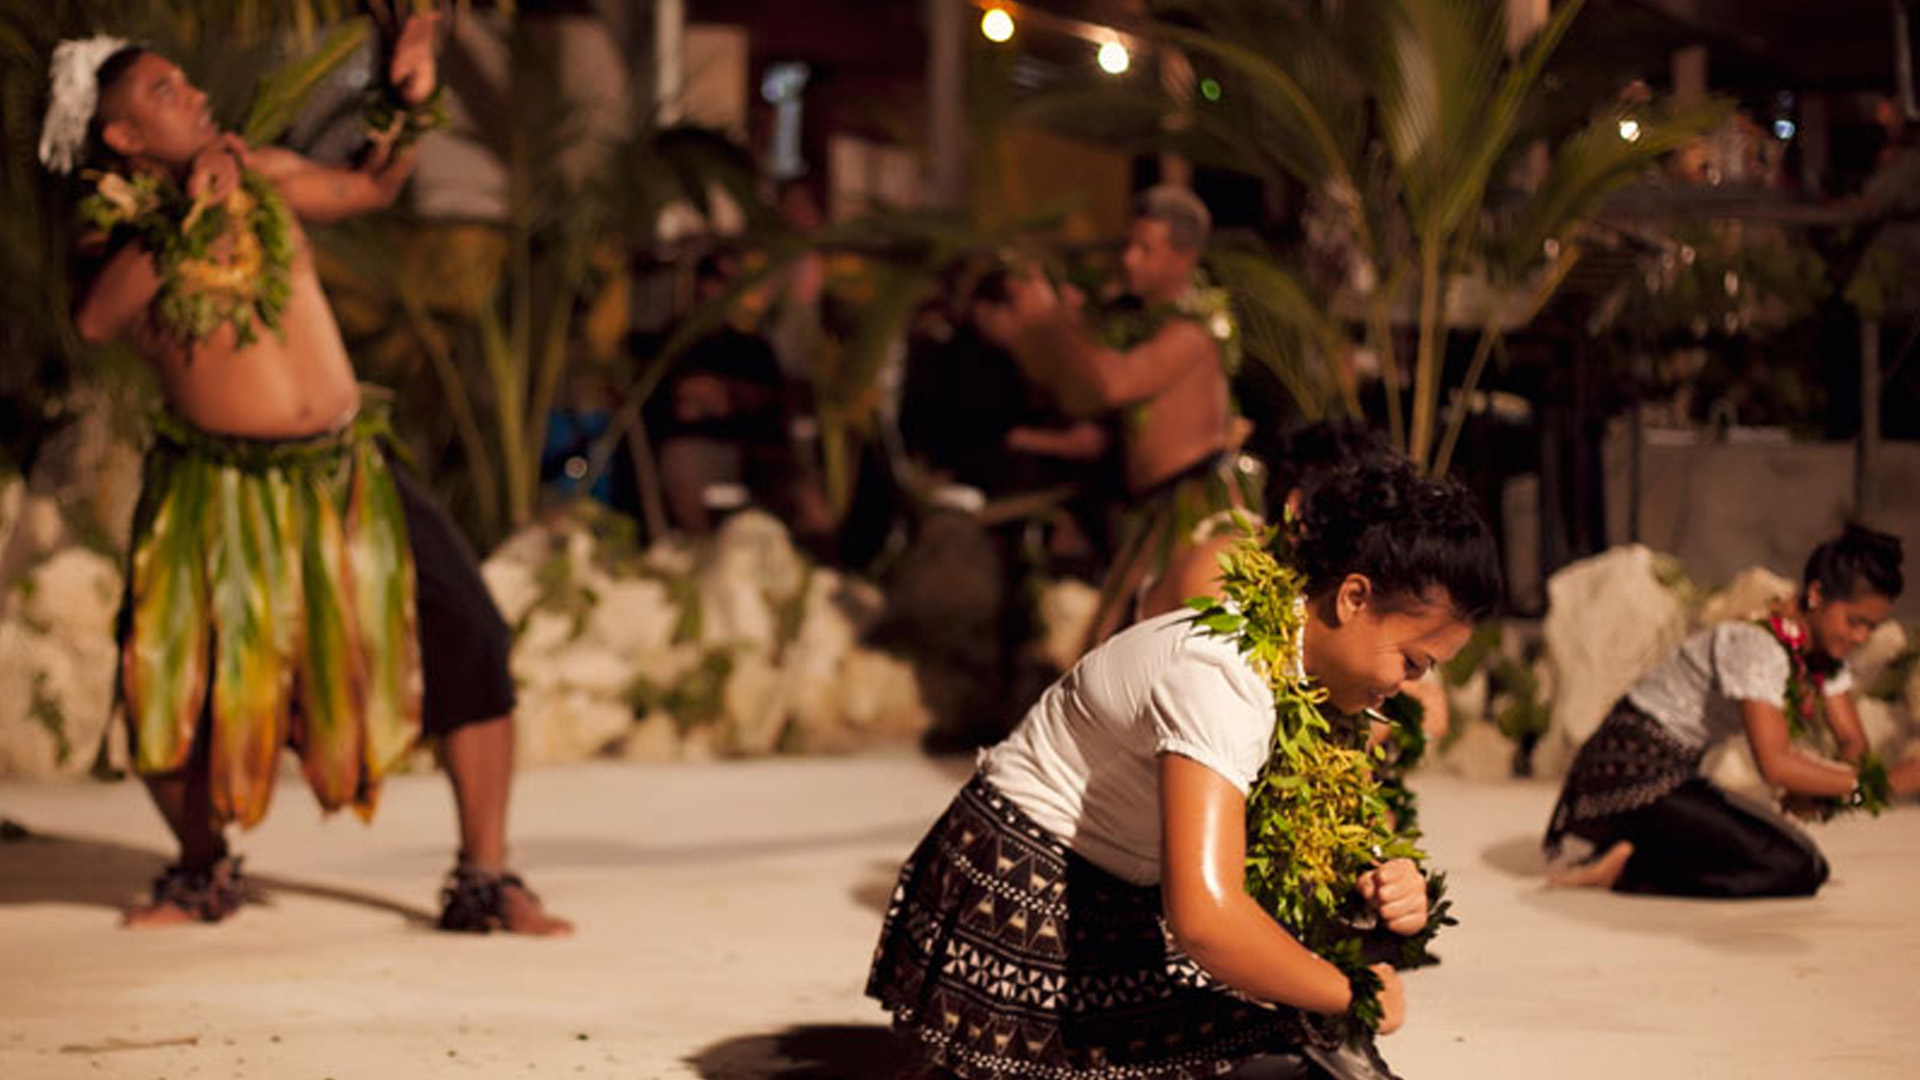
[1544,698,1703,857]
[867,774,1400,1080]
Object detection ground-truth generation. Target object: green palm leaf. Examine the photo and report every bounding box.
[1209,248,1353,419]
[1489,97,1730,280]
[205,465,299,828]
[125,454,214,774]
[242,16,372,146]
[345,442,421,788]
[292,469,369,815]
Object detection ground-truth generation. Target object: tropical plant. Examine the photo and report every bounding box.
[1020,0,1726,474]
[305,8,764,545]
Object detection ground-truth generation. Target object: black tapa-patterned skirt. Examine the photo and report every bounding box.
[867,775,1399,1080]
[1544,698,1703,856]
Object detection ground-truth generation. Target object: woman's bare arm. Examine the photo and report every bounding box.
[1741,699,1858,797]
[1158,754,1404,1030]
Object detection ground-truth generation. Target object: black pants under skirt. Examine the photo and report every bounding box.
[1546,701,1828,898]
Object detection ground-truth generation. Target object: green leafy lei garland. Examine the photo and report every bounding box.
[1189,524,1453,1046]
[1757,613,1891,818]
[1373,691,1430,832]
[360,83,449,155]
[1099,273,1243,369]
[79,168,294,346]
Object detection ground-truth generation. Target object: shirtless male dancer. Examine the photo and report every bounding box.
[1007,185,1251,652]
[45,15,568,934]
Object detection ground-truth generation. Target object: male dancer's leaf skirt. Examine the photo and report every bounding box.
[1083,451,1261,654]
[120,403,420,827]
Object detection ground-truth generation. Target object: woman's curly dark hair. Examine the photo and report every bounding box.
[1804,523,1904,603]
[1292,458,1502,620]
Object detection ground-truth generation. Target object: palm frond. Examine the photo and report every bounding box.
[242,17,372,145]
[1489,96,1728,280]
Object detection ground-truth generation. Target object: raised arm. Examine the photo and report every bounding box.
[1158,753,1405,1032]
[1015,312,1213,415]
[248,11,439,223]
[1741,699,1858,797]
[1006,270,1213,415]
[247,144,418,224]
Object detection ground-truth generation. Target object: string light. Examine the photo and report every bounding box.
[981,7,1014,43]
[1097,39,1130,74]
[1617,118,1642,142]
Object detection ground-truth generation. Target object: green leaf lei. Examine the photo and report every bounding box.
[1189,524,1453,1046]
[78,168,294,347]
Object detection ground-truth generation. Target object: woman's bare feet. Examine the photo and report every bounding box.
[1548,840,1635,889]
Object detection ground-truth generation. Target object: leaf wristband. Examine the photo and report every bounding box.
[1338,959,1385,1035]
[360,83,449,154]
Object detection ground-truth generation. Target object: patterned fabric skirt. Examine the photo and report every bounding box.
[1543,699,1703,856]
[867,775,1398,1080]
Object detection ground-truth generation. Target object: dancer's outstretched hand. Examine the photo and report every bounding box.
[1358,858,1427,935]
[1371,963,1406,1035]
[390,12,442,105]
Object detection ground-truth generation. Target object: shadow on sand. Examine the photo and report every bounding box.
[0,821,435,926]
[1474,829,1817,956]
[1479,832,1551,879]
[688,1023,913,1079]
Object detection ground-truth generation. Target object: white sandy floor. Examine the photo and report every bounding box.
[2,753,1915,1079]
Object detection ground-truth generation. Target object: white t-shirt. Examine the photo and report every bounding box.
[1625,620,1853,752]
[978,610,1277,885]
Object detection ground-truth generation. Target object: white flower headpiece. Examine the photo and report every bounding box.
[38,35,133,175]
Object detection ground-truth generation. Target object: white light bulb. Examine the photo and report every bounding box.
[1097,39,1130,75]
[981,9,1014,44]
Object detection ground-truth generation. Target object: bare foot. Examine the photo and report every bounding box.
[122,900,201,929]
[122,858,246,928]
[439,868,573,936]
[1548,841,1634,889]
[499,878,574,936]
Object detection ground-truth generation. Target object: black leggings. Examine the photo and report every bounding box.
[1571,778,1829,898]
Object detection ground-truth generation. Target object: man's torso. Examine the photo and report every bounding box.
[130,215,360,440]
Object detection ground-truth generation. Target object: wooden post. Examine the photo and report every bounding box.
[1673,44,1708,104]
[655,0,684,123]
[927,0,967,209]
[1158,48,1194,190]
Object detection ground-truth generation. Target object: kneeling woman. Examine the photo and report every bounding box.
[868,461,1501,1079]
[1546,524,1916,897]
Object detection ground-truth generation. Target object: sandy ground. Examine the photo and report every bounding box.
[2,753,1916,1079]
